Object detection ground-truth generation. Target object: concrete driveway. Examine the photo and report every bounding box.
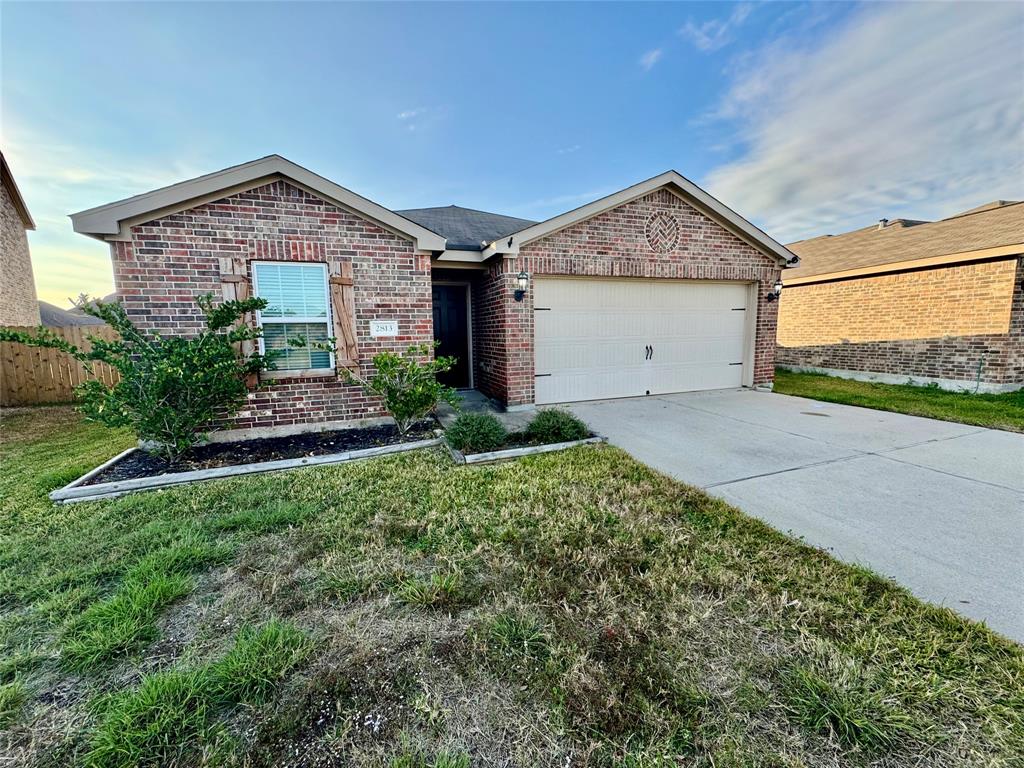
[565,389,1024,642]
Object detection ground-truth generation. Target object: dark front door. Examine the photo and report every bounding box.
[432,284,470,388]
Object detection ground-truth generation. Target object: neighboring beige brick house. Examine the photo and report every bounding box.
[70,155,791,438]
[778,201,1024,392]
[1,152,41,326]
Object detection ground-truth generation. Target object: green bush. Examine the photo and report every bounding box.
[445,412,507,453]
[343,343,460,435]
[524,409,590,444]
[0,295,274,463]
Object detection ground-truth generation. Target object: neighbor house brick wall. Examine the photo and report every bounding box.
[111,180,433,433]
[496,188,781,406]
[777,256,1023,387]
[0,180,40,326]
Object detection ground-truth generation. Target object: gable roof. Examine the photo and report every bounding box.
[787,200,1024,279]
[485,171,795,265]
[397,205,536,251]
[1,152,36,230]
[69,155,446,251]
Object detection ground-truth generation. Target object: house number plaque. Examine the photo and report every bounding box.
[369,320,399,337]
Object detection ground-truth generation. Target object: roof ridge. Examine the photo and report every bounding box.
[941,199,1024,222]
[397,203,536,222]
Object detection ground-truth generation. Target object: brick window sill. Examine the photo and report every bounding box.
[260,368,338,382]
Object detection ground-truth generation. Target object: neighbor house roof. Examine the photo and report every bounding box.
[397,206,536,251]
[1,152,36,230]
[786,200,1024,281]
[38,301,108,327]
[69,155,446,252]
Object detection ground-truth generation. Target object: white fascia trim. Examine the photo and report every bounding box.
[68,154,447,252]
[488,170,794,266]
[435,249,487,263]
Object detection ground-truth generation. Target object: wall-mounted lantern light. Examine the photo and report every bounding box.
[765,279,783,302]
[514,270,530,302]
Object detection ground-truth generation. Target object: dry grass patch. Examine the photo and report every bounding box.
[1,407,1021,767]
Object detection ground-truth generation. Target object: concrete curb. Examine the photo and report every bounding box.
[50,438,443,505]
[447,435,606,465]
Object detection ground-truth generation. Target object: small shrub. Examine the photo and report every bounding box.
[445,412,507,453]
[343,343,460,434]
[524,409,589,444]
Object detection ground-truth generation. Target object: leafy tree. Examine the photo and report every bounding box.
[0,295,275,463]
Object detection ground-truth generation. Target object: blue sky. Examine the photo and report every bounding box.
[3,1,1021,305]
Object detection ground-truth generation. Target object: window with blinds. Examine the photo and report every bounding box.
[252,262,334,371]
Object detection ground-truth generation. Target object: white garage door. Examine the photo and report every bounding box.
[534,278,751,405]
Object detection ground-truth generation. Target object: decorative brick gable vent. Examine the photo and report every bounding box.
[644,211,680,253]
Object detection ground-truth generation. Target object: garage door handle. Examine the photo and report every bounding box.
[645,345,653,360]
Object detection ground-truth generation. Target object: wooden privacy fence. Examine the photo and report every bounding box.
[0,326,120,406]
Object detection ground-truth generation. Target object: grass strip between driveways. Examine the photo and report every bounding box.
[774,369,1024,431]
[1,406,1021,767]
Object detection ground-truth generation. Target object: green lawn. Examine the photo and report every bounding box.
[774,369,1024,432]
[1,407,1022,767]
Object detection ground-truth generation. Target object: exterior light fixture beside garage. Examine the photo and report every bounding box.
[514,270,529,302]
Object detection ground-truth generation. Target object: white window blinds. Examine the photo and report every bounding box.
[252,262,333,371]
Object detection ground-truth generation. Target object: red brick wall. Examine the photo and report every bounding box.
[777,257,1023,387]
[111,180,433,433]
[499,188,781,406]
[470,265,512,403]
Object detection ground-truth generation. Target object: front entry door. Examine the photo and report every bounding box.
[432,284,470,388]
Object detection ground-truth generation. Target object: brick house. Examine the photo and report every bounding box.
[778,202,1024,393]
[1,152,42,326]
[71,156,791,439]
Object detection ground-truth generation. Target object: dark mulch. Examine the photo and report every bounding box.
[83,421,437,486]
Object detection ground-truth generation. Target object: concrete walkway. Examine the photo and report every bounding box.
[565,389,1024,643]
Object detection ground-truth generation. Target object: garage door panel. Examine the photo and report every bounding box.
[534,278,751,405]
[536,339,645,371]
[536,367,648,404]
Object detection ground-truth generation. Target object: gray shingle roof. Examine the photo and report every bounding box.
[397,205,536,251]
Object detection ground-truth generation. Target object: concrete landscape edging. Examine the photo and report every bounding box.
[49,438,443,505]
[447,435,606,465]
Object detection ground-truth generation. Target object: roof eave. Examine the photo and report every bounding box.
[1,153,36,230]
[485,171,794,266]
[69,155,447,252]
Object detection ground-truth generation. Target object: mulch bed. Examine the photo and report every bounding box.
[83,421,437,486]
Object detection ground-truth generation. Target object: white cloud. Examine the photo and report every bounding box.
[639,48,663,71]
[680,3,753,52]
[396,106,442,132]
[2,119,208,305]
[556,144,582,155]
[703,2,1024,243]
